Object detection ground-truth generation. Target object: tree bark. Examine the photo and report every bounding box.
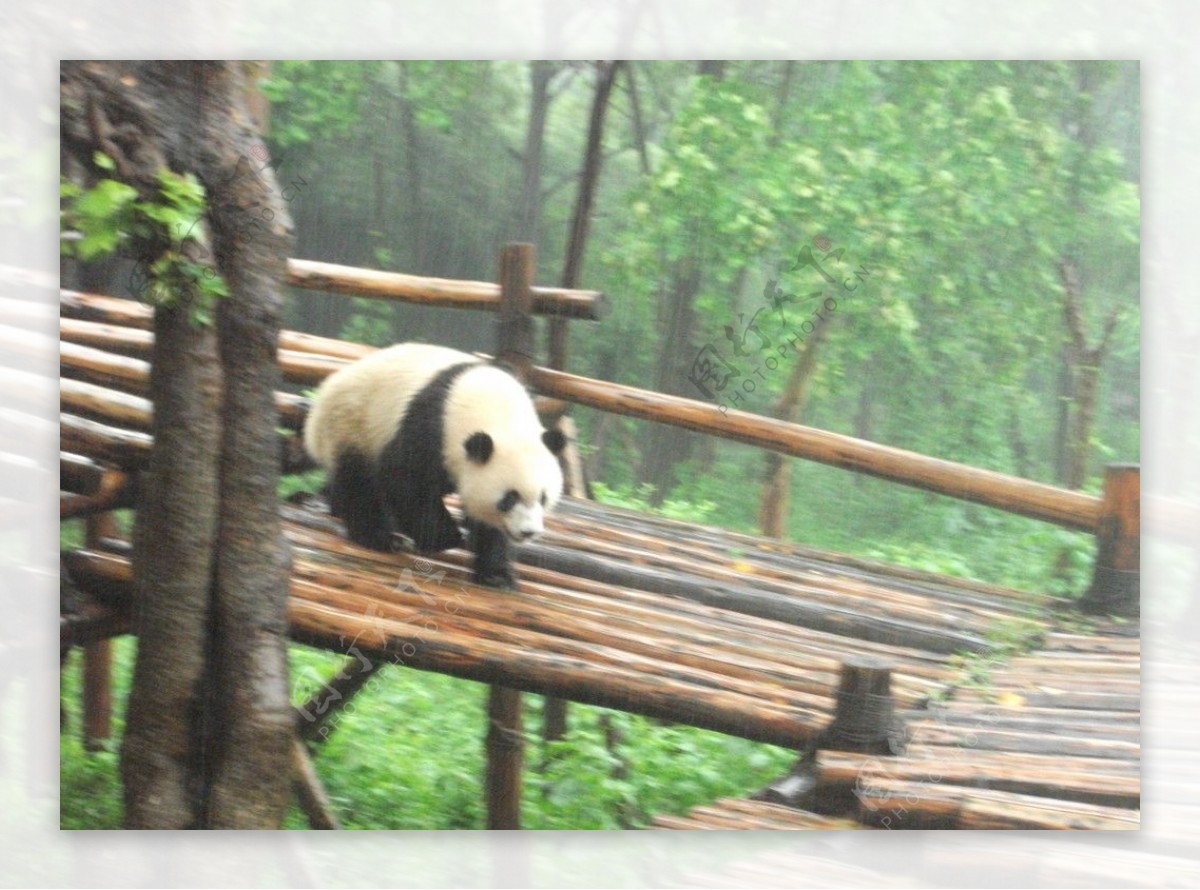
[542,60,623,744]
[518,61,555,243]
[757,311,833,537]
[124,297,223,828]
[204,83,296,825]
[561,61,622,290]
[1058,258,1120,491]
[640,259,703,502]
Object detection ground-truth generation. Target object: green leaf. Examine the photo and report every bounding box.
[73,179,139,220]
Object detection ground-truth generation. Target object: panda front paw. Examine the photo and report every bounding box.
[473,563,517,589]
[347,526,400,552]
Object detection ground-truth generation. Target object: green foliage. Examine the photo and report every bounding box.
[60,640,793,829]
[529,709,793,829]
[278,467,325,500]
[339,297,395,346]
[61,156,228,323]
[591,480,717,524]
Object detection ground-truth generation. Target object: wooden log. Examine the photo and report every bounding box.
[82,512,119,751]
[288,547,836,712]
[60,346,310,431]
[65,274,609,325]
[63,290,374,363]
[819,747,1140,809]
[60,469,135,520]
[486,242,538,830]
[60,601,129,649]
[290,738,341,829]
[64,548,829,748]
[61,378,152,431]
[485,686,523,830]
[518,541,990,655]
[854,779,1138,830]
[527,365,1102,532]
[59,317,149,357]
[60,413,152,469]
[497,243,536,380]
[282,508,952,702]
[1081,463,1140,617]
[61,452,103,496]
[60,340,151,396]
[61,317,350,387]
[295,654,383,744]
[280,329,374,362]
[286,258,608,321]
[61,289,154,328]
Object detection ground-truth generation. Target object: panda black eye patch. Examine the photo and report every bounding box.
[497,490,520,513]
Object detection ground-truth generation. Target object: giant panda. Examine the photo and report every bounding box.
[304,343,566,587]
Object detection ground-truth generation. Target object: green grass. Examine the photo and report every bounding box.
[61,639,795,829]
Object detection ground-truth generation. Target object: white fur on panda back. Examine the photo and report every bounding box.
[304,342,477,467]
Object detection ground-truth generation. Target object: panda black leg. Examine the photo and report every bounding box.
[466,518,515,588]
[399,500,465,554]
[329,451,397,551]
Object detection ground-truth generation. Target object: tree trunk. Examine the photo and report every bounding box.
[519,61,555,243]
[623,63,652,176]
[1058,258,1121,491]
[204,111,296,826]
[757,311,833,537]
[124,297,223,828]
[398,63,425,270]
[637,60,728,503]
[561,61,621,290]
[541,60,623,745]
[61,60,295,830]
[640,259,703,503]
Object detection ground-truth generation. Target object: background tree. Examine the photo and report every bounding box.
[249,60,1137,588]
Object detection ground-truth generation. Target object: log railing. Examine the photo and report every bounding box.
[287,258,609,320]
[526,366,1104,534]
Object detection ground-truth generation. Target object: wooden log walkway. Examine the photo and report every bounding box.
[653,628,1141,830]
[64,490,1140,824]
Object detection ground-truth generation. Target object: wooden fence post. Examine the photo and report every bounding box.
[1081,463,1140,617]
[82,511,118,750]
[820,656,905,755]
[483,242,536,830]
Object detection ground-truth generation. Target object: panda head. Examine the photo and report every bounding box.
[456,426,567,543]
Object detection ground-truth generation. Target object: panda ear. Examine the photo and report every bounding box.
[464,432,493,464]
[542,428,567,455]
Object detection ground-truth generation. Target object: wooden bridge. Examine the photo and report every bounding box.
[60,245,1140,831]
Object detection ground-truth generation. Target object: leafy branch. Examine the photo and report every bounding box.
[61,151,229,324]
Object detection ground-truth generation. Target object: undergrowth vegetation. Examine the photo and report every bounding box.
[60,639,794,829]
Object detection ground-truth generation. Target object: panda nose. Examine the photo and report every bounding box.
[518,529,536,541]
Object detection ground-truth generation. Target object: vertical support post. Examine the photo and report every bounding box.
[497,242,536,378]
[1081,463,1140,616]
[484,242,536,830]
[82,511,118,751]
[485,686,524,830]
[821,656,904,755]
